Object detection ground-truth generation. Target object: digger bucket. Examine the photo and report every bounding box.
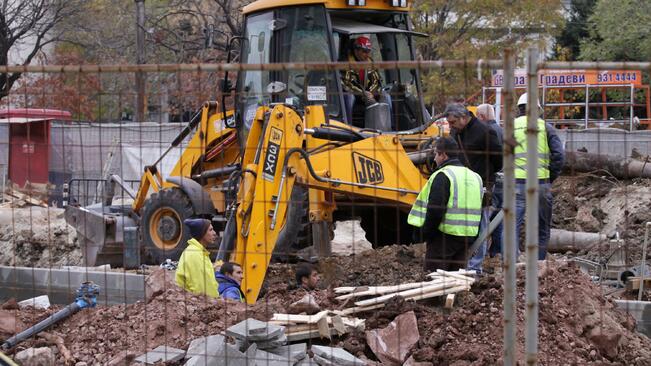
[64,204,136,267]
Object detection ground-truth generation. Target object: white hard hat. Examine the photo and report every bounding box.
[517,93,542,108]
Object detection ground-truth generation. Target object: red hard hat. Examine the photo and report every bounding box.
[354,36,372,51]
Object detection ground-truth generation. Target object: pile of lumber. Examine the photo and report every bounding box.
[333,269,476,315]
[269,311,365,342]
[1,183,48,208]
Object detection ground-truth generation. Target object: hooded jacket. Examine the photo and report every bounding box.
[175,238,219,298]
[215,273,245,302]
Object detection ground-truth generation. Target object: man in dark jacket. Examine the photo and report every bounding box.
[444,103,502,271]
[408,137,484,271]
[215,262,245,302]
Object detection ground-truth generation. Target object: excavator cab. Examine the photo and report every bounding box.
[235,0,428,144]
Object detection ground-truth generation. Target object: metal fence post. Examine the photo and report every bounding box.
[525,47,540,366]
[502,49,517,366]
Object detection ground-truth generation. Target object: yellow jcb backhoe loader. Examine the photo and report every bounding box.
[65,0,445,278]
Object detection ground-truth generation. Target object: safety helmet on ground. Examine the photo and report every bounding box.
[517,93,542,108]
[354,36,372,51]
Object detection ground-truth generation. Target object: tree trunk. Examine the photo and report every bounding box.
[564,151,651,179]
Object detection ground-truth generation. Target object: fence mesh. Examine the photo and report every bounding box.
[1,57,651,365]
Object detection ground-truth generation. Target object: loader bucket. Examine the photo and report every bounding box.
[64,204,137,267]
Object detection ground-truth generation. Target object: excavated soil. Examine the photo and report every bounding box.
[552,175,651,261]
[3,247,651,365]
[0,207,82,267]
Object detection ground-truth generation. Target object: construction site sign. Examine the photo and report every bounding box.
[492,69,642,87]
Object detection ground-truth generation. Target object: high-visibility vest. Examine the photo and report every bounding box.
[514,116,550,179]
[408,165,483,237]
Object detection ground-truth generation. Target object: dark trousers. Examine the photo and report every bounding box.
[424,232,472,272]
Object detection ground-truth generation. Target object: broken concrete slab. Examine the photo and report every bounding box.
[185,335,226,359]
[310,345,366,366]
[134,345,185,365]
[365,311,419,366]
[18,295,50,309]
[267,343,307,362]
[14,347,55,365]
[297,357,320,366]
[226,318,285,341]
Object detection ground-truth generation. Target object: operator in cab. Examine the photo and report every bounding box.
[175,218,219,298]
[341,36,384,127]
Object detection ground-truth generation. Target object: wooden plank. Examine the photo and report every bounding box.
[335,303,385,317]
[335,279,446,301]
[317,317,331,340]
[444,294,456,309]
[433,269,475,284]
[286,327,339,342]
[270,310,329,324]
[354,281,464,307]
[625,277,651,291]
[407,285,470,302]
[331,315,347,335]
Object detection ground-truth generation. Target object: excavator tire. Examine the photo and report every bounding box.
[274,185,311,261]
[141,188,195,263]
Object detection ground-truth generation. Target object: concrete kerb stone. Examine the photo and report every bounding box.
[134,345,185,365]
[226,318,285,341]
[267,343,307,362]
[184,343,250,366]
[297,357,320,366]
[311,345,366,366]
[0,265,146,305]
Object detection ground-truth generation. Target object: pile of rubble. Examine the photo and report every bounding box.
[3,252,651,365]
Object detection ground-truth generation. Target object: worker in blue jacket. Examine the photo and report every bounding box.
[215,262,245,302]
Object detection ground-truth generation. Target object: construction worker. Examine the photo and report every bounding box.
[215,262,245,302]
[341,36,383,126]
[175,218,219,298]
[476,103,504,258]
[514,93,565,260]
[445,103,502,272]
[408,137,484,272]
[295,263,320,291]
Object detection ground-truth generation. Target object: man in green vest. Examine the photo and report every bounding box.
[175,218,219,298]
[513,93,564,260]
[408,137,484,271]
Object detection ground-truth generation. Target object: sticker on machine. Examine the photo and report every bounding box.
[263,127,283,181]
[307,86,327,101]
[352,152,384,185]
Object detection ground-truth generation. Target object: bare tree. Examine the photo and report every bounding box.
[0,0,79,100]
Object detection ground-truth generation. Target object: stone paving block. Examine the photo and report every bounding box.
[267,343,307,362]
[227,318,285,341]
[255,333,287,349]
[185,343,251,366]
[186,335,226,359]
[18,295,50,309]
[313,354,335,366]
[296,357,320,366]
[135,345,185,365]
[311,345,366,366]
[255,349,292,364]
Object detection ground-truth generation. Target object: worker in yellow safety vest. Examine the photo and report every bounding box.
[408,136,484,271]
[175,218,219,298]
[512,93,564,260]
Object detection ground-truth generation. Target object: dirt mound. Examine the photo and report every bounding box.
[0,207,82,267]
[394,261,651,365]
[553,175,651,261]
[4,252,651,365]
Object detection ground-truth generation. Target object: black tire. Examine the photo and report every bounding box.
[141,188,195,263]
[274,185,311,261]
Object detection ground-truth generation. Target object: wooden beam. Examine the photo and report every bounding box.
[354,281,465,307]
